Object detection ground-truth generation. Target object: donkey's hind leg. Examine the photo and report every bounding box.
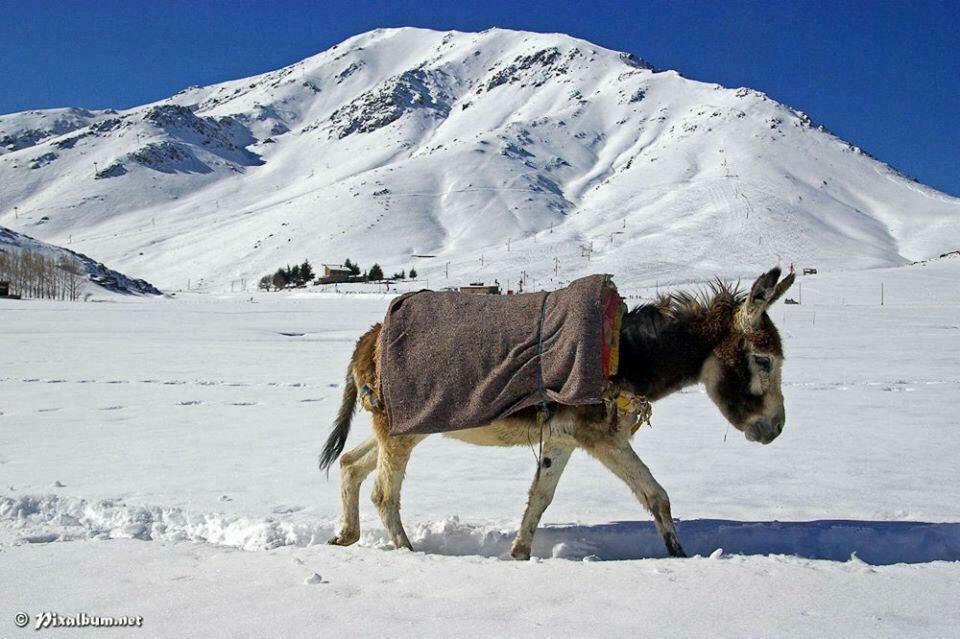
[510,444,573,560]
[584,438,686,558]
[371,415,424,550]
[329,436,378,546]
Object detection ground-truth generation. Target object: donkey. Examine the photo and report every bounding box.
[319,267,794,559]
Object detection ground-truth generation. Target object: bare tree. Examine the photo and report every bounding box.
[0,247,88,301]
[58,255,85,301]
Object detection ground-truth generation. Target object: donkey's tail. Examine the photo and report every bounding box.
[319,364,358,472]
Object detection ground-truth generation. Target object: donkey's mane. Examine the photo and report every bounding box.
[614,280,744,400]
[629,279,744,322]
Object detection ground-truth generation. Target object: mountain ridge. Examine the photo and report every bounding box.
[1,27,957,291]
[0,225,162,296]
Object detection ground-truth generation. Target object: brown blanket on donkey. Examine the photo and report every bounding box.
[380,274,624,435]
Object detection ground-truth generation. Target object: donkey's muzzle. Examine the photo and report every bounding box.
[745,408,784,445]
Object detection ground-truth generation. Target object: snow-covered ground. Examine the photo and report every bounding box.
[1,260,958,636]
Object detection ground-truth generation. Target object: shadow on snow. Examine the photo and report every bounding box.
[409,519,960,565]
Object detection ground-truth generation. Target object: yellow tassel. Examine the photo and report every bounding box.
[604,382,652,434]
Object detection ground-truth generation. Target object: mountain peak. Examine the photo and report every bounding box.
[0,28,956,291]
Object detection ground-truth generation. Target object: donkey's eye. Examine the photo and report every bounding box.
[753,356,772,373]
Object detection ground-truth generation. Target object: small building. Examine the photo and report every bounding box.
[323,264,352,278]
[459,282,501,295]
[319,264,353,284]
[0,281,20,299]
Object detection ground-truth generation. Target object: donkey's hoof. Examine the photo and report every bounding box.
[665,533,687,558]
[328,531,360,546]
[510,545,532,561]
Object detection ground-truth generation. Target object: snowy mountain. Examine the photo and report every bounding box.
[0,226,161,296]
[1,27,957,291]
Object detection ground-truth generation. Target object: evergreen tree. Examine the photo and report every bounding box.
[290,264,302,284]
[367,263,384,281]
[300,260,315,282]
[409,267,417,279]
[344,258,360,276]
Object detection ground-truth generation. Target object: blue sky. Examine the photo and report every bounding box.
[1,0,957,195]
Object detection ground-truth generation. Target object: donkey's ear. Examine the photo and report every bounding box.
[768,271,795,305]
[743,267,794,323]
[747,267,782,312]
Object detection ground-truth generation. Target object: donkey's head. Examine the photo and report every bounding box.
[701,268,794,444]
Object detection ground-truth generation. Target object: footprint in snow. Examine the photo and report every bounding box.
[37,408,62,413]
[230,401,258,407]
[100,405,124,411]
[51,480,66,488]
[272,505,305,514]
[178,400,203,406]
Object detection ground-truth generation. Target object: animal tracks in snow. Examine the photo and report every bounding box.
[783,379,957,391]
[5,377,330,389]
[8,376,955,392]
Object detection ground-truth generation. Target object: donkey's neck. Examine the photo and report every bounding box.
[613,306,718,401]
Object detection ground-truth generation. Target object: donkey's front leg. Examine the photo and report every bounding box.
[510,444,574,560]
[584,438,686,558]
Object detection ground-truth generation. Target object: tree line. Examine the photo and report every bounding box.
[258,260,316,291]
[0,247,86,300]
[257,258,417,291]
